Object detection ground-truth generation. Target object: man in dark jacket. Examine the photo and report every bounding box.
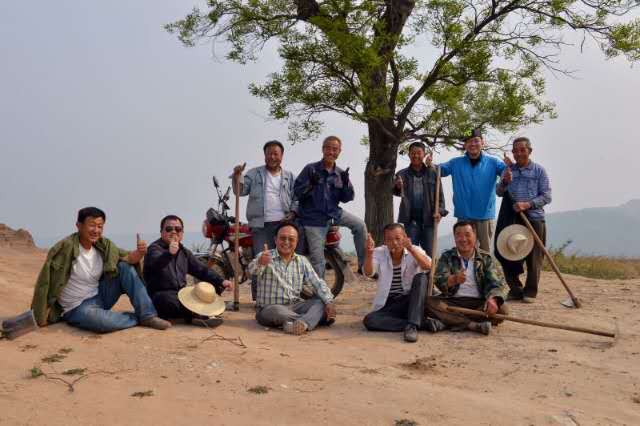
[294,135,367,277]
[393,142,448,256]
[143,215,233,326]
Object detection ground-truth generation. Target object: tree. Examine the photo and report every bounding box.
[167,0,639,241]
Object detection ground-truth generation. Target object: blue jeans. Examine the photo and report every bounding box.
[304,210,367,277]
[63,263,158,333]
[405,222,435,257]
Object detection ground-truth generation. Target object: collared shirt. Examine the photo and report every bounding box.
[248,250,334,307]
[368,245,430,311]
[496,160,551,220]
[439,153,506,220]
[456,251,481,298]
[293,160,355,226]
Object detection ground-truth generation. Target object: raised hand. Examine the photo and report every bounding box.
[501,166,512,184]
[365,233,375,254]
[402,234,413,250]
[449,270,466,287]
[168,234,180,255]
[258,243,272,266]
[340,167,350,186]
[503,153,513,167]
[136,233,147,256]
[233,162,247,177]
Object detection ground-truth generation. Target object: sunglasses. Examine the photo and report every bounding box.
[164,226,183,233]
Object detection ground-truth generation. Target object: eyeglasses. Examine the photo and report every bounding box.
[164,226,183,233]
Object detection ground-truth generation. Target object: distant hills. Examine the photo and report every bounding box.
[438,199,640,258]
[33,199,640,258]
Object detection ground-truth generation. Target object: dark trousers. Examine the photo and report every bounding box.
[363,273,427,332]
[405,222,435,257]
[503,220,546,298]
[151,290,209,322]
[425,296,508,329]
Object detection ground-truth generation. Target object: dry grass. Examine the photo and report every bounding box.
[545,242,640,280]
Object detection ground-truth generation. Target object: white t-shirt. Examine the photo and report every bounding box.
[456,253,481,298]
[263,171,285,222]
[58,245,104,313]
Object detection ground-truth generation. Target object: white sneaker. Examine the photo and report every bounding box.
[283,320,308,335]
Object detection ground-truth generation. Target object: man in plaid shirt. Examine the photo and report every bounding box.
[248,222,337,335]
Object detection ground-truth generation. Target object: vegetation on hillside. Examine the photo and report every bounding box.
[546,241,640,280]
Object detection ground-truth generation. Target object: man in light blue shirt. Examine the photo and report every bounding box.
[439,129,507,251]
[495,137,551,303]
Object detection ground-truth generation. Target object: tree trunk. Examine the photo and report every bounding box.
[364,120,400,244]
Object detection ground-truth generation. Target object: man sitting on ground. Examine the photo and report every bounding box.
[249,222,336,335]
[143,215,233,327]
[425,221,509,335]
[31,207,171,333]
[362,224,433,343]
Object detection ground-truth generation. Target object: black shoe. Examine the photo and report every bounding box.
[424,318,446,333]
[192,317,224,328]
[507,290,524,301]
[404,324,418,343]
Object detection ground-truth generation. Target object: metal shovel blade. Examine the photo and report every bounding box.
[561,298,577,308]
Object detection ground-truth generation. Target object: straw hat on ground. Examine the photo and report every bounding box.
[178,282,225,317]
[496,224,534,261]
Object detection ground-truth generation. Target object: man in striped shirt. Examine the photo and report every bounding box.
[495,137,552,303]
[362,223,433,343]
[248,222,336,335]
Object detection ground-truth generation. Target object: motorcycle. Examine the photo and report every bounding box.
[195,175,352,298]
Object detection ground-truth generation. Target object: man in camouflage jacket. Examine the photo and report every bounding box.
[425,220,509,335]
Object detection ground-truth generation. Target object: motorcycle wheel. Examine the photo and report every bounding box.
[301,249,345,299]
[195,255,233,280]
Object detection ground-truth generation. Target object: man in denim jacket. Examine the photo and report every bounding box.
[232,140,298,298]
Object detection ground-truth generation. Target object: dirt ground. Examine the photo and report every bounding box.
[0,246,639,426]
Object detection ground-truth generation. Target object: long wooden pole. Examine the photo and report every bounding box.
[518,211,582,308]
[427,165,441,297]
[446,306,614,338]
[233,164,246,311]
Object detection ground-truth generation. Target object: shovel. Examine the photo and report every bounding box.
[519,212,581,308]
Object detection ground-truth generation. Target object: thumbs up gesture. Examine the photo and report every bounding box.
[168,234,180,255]
[233,162,247,177]
[258,243,272,267]
[136,233,147,256]
[365,233,375,255]
[503,153,513,167]
[127,233,147,264]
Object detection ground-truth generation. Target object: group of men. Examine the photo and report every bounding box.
[30,129,551,344]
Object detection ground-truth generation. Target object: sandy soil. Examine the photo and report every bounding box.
[0,246,639,426]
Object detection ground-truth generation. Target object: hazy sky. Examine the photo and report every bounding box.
[1,1,638,244]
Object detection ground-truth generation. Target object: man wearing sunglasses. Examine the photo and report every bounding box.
[144,215,233,327]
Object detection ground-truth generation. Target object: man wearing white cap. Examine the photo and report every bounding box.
[249,222,336,335]
[495,137,551,303]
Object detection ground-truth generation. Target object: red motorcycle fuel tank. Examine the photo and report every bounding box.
[224,223,253,248]
[326,226,341,247]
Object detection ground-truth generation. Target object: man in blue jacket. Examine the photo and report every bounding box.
[439,129,507,252]
[294,135,367,277]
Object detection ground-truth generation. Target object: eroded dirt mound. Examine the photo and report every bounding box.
[0,224,35,248]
